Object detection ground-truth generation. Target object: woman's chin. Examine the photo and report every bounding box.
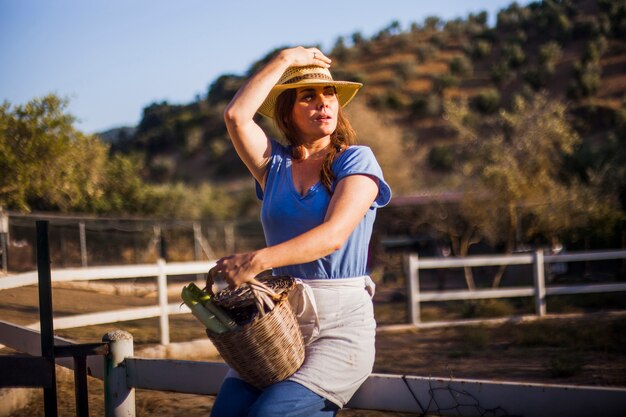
[314,123,337,136]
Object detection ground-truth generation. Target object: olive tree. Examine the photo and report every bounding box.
[421,92,618,288]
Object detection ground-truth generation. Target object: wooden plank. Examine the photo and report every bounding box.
[125,358,229,395]
[0,320,104,380]
[44,306,162,330]
[546,283,626,296]
[27,303,190,331]
[122,362,626,417]
[544,249,626,263]
[418,254,534,269]
[0,261,217,291]
[347,374,626,417]
[420,287,534,301]
[0,356,53,388]
[0,271,38,290]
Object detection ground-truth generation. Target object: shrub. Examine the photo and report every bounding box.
[434,73,459,94]
[573,16,602,39]
[332,69,367,84]
[370,92,409,111]
[539,41,563,72]
[449,55,473,77]
[568,60,602,98]
[502,43,526,68]
[411,94,441,118]
[491,60,514,85]
[472,89,501,114]
[415,44,438,63]
[395,60,417,81]
[428,144,456,171]
[510,29,527,44]
[424,16,441,30]
[470,39,492,60]
[583,37,608,62]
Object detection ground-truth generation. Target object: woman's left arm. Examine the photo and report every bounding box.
[208,174,379,287]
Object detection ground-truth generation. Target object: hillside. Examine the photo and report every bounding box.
[104,0,626,196]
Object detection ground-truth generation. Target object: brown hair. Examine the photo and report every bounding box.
[274,88,357,192]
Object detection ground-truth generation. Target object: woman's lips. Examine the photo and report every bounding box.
[315,114,332,122]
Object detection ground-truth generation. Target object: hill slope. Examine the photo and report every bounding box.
[104,0,626,196]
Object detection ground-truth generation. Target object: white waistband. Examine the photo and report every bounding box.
[296,276,368,288]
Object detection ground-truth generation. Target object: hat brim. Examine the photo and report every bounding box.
[257,80,363,119]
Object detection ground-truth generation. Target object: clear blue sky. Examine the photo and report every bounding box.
[0,0,527,134]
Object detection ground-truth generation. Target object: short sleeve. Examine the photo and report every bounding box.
[333,146,392,207]
[255,139,290,200]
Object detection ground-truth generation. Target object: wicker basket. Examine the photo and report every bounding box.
[205,276,305,389]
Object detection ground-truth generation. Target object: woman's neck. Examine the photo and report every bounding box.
[299,137,332,160]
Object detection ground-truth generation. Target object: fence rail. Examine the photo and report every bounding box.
[3,249,626,343]
[1,259,217,346]
[405,249,626,326]
[2,320,625,417]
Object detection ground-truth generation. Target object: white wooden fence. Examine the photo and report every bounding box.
[2,252,626,416]
[404,249,626,326]
[2,249,626,345]
[0,259,218,346]
[2,320,626,417]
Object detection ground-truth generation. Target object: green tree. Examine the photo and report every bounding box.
[0,95,158,215]
[0,95,109,211]
[207,74,245,106]
[434,93,618,287]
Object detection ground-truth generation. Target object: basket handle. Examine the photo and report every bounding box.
[248,278,282,317]
[204,274,282,317]
[204,273,216,297]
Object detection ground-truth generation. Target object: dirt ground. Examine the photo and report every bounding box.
[1,282,625,416]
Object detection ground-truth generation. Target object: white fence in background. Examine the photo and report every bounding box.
[404,249,626,326]
[2,320,626,417]
[2,249,626,342]
[0,259,217,345]
[2,251,626,415]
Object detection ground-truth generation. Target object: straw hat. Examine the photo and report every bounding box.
[257,65,363,119]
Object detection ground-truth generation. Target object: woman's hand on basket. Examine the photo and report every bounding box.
[207,252,263,289]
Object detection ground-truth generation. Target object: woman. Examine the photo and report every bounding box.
[207,46,391,417]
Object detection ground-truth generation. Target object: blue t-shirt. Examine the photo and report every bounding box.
[256,139,392,279]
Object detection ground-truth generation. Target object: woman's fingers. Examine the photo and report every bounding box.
[310,48,331,65]
[288,46,331,68]
[206,253,259,289]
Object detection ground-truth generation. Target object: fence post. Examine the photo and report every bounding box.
[405,253,420,326]
[79,221,88,267]
[103,330,135,417]
[1,208,8,273]
[157,258,170,345]
[533,249,547,317]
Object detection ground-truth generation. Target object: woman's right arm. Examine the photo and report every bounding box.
[223,46,331,185]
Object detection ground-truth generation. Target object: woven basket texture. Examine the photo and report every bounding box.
[207,277,305,388]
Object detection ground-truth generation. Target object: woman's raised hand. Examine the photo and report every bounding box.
[282,46,331,68]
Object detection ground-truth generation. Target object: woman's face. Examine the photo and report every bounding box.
[291,85,339,141]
